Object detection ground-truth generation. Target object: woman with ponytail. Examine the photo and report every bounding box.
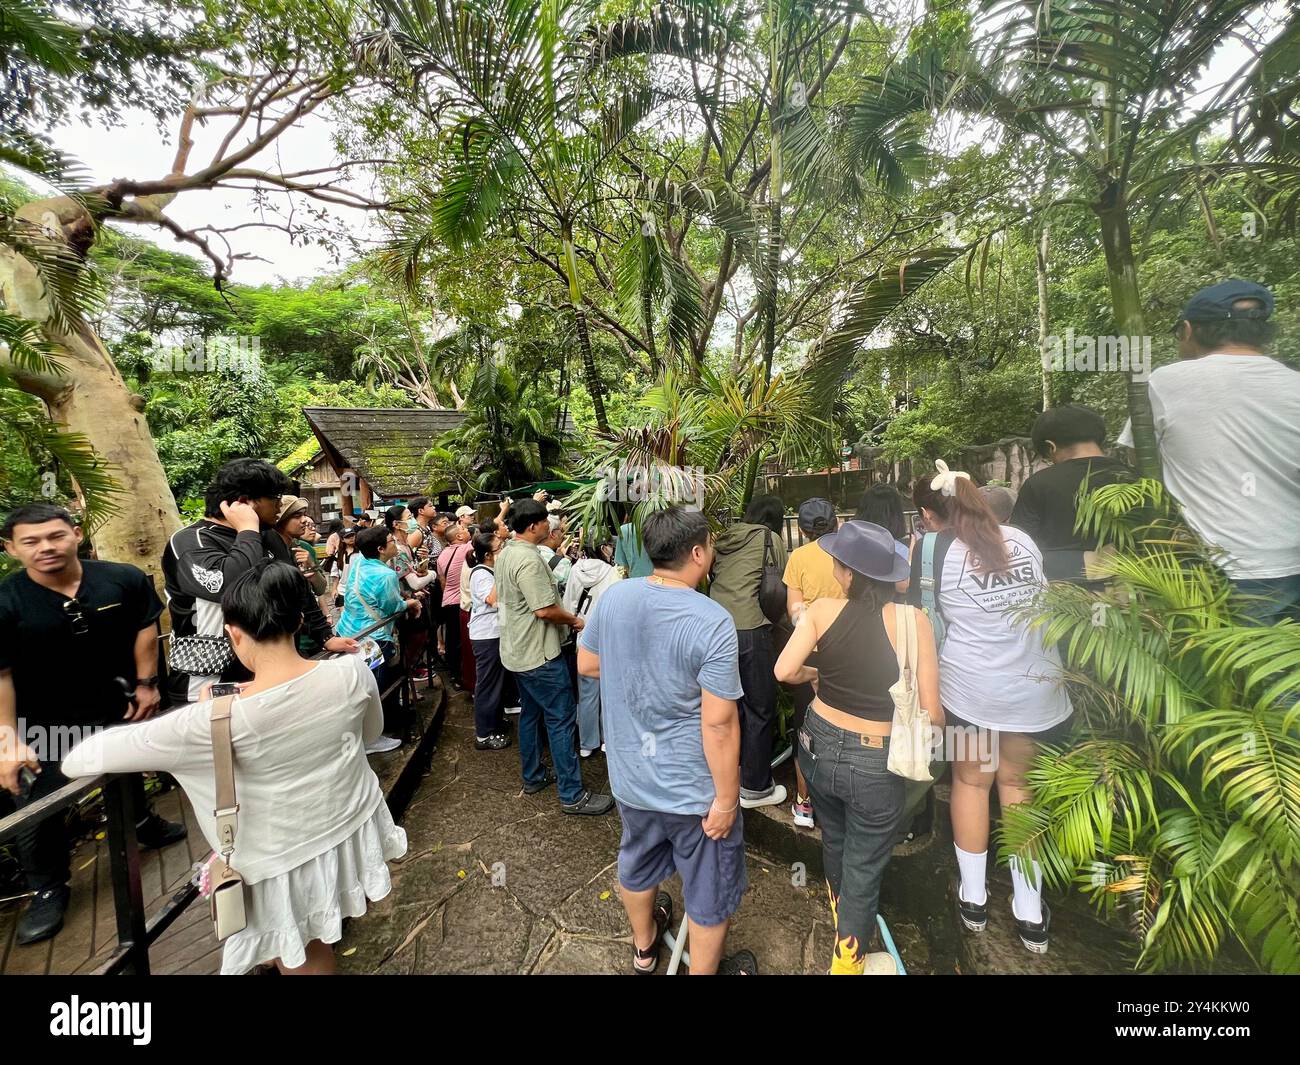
[910,460,1072,955]
[62,561,408,974]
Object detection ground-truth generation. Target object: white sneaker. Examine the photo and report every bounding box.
[365,735,402,754]
[504,705,522,716]
[580,748,594,758]
[863,951,899,975]
[739,783,788,810]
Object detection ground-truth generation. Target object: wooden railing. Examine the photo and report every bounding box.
[0,607,415,975]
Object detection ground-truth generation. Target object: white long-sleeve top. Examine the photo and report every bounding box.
[61,654,386,884]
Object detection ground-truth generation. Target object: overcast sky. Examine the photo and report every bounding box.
[51,103,383,286]
[35,3,1277,290]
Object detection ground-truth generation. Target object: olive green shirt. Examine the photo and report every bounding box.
[495,537,565,672]
[710,522,788,630]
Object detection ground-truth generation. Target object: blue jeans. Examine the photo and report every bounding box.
[796,709,904,973]
[515,655,583,805]
[1234,574,1300,626]
[577,673,601,751]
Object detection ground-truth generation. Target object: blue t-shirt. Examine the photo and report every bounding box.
[579,579,743,815]
[613,522,654,578]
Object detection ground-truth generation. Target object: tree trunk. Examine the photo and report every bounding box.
[5,196,181,590]
[573,304,608,434]
[1036,224,1051,411]
[562,232,609,433]
[1095,189,1161,479]
[744,8,784,510]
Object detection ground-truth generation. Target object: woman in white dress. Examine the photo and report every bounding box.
[61,559,407,974]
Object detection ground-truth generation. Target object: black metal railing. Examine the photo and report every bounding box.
[1,606,415,975]
[779,510,920,550]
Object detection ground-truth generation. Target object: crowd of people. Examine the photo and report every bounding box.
[0,278,1296,975]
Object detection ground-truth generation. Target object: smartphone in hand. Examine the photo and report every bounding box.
[18,765,38,800]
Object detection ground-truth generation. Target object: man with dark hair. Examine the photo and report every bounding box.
[163,458,357,703]
[1012,404,1136,581]
[495,499,612,815]
[1118,280,1300,622]
[0,503,186,945]
[710,495,788,810]
[578,506,754,974]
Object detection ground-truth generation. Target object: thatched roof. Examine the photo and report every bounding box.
[302,407,469,498]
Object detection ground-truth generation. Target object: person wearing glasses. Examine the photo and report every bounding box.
[0,503,187,947]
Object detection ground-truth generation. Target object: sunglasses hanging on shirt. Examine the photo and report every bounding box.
[62,597,89,636]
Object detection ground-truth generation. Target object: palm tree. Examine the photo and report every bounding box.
[423,358,568,494]
[366,0,671,433]
[1004,478,1300,973]
[848,3,1300,476]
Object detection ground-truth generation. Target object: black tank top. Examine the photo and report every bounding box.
[813,600,899,722]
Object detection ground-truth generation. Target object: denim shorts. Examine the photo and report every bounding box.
[616,802,747,927]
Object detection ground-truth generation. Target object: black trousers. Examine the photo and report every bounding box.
[441,603,463,685]
[471,638,507,737]
[737,626,779,793]
[15,756,149,893]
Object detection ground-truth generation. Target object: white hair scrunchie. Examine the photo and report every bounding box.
[930,458,971,498]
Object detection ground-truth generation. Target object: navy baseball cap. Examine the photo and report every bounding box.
[797,498,838,536]
[1177,279,1274,323]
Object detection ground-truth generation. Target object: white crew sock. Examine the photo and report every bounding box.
[954,845,987,906]
[1009,856,1043,924]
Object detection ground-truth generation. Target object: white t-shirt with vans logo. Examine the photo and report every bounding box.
[937,526,1073,733]
[1117,353,1300,580]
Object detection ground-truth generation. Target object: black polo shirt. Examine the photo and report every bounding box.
[0,560,163,728]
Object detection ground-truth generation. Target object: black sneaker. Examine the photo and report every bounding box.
[717,949,759,975]
[1014,901,1051,954]
[475,733,511,751]
[136,812,188,850]
[957,885,988,932]
[561,790,614,816]
[17,885,70,945]
[523,767,556,794]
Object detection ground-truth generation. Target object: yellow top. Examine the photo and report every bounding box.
[782,540,845,604]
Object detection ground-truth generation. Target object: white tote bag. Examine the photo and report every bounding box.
[886,604,933,782]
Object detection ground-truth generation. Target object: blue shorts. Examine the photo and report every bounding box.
[616,802,747,927]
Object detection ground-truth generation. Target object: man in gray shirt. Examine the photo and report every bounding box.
[578,507,756,975]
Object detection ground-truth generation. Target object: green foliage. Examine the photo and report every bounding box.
[1003,481,1300,973]
[423,360,567,495]
[878,357,1042,463]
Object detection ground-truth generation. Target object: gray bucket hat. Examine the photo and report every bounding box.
[817,520,911,582]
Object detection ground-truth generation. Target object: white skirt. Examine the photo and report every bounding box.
[220,800,408,975]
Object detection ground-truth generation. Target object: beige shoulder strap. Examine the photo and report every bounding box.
[210,694,239,862]
[894,603,918,687]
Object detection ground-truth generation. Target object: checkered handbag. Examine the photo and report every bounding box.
[167,634,236,677]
